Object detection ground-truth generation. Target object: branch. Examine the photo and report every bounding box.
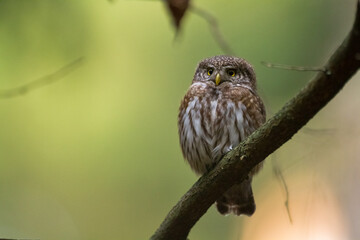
[261,61,330,75]
[272,154,292,224]
[150,1,360,239]
[190,5,236,55]
[0,58,83,99]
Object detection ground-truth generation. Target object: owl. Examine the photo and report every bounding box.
[178,55,266,216]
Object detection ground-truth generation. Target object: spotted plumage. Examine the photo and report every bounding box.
[178,55,266,216]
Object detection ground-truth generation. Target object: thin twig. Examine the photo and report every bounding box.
[120,1,236,55]
[261,61,331,75]
[301,127,337,136]
[272,154,293,224]
[0,239,38,240]
[0,58,84,99]
[190,5,236,56]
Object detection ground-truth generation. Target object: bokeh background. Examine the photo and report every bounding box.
[0,0,359,239]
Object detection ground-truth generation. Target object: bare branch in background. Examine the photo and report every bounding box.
[122,0,236,55]
[190,5,236,55]
[150,1,360,239]
[301,127,337,136]
[0,239,36,240]
[261,61,331,75]
[272,154,293,224]
[0,58,84,99]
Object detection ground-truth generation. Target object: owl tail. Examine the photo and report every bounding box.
[216,176,256,216]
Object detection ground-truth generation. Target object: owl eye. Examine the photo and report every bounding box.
[227,69,236,77]
[207,68,214,76]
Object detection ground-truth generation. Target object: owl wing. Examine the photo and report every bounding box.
[233,87,266,175]
[178,82,214,175]
[232,87,266,129]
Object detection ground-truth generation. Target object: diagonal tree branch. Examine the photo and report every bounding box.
[151,1,360,239]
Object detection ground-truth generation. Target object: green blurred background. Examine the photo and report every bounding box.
[0,0,359,239]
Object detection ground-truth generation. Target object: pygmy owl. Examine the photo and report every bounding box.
[178,55,266,216]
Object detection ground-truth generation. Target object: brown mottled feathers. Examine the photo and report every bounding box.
[178,55,266,216]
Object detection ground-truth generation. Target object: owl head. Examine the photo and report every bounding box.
[193,55,257,91]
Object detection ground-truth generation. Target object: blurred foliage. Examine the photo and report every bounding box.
[0,0,359,239]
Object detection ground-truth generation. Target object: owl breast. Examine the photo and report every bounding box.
[178,82,258,175]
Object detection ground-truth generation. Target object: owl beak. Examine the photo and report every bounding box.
[215,73,221,85]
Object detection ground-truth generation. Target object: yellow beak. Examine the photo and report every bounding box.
[215,73,221,85]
